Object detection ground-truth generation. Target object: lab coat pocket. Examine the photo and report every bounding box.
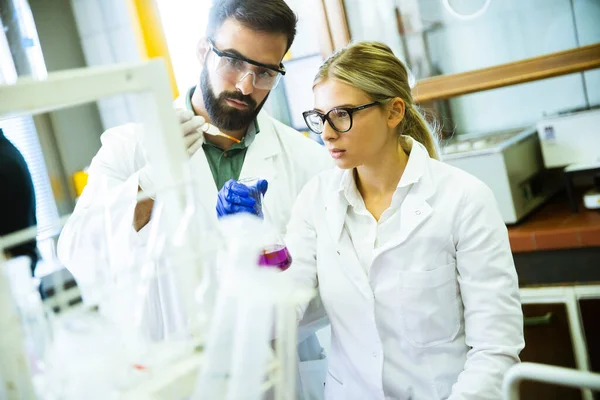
[298,358,327,400]
[399,263,460,347]
[324,370,344,399]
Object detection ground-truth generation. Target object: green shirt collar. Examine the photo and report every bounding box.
[185,86,259,149]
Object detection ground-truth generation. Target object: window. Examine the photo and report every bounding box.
[1,116,60,241]
[155,0,212,96]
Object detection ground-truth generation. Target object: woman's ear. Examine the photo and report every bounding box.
[197,37,209,64]
[387,97,405,129]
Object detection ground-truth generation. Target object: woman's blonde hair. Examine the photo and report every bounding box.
[313,41,439,159]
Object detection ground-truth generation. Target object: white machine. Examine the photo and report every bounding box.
[536,108,600,170]
[442,128,561,224]
[536,108,600,212]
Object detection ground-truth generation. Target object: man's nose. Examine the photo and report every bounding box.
[236,72,255,96]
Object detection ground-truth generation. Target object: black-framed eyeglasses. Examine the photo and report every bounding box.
[207,38,286,90]
[302,102,379,134]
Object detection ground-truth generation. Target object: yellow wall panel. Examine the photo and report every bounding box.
[129,0,179,99]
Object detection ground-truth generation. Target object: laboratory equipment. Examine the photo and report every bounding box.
[0,253,38,399]
[0,58,314,399]
[0,59,202,398]
[583,173,600,210]
[194,214,273,400]
[536,108,600,212]
[238,177,293,270]
[0,0,47,82]
[441,127,561,224]
[238,176,266,217]
[4,257,52,375]
[442,0,492,20]
[536,108,600,170]
[0,18,17,85]
[193,213,314,400]
[259,245,293,271]
[202,122,241,143]
[258,218,293,271]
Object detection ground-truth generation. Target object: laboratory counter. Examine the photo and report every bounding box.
[508,192,600,253]
[507,192,600,287]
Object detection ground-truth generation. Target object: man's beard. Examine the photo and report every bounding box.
[200,68,267,131]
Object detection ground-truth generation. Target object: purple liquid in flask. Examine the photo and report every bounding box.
[258,245,292,271]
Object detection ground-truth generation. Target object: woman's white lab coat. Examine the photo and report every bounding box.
[57,110,333,399]
[285,138,525,400]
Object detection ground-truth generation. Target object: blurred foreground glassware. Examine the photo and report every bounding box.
[0,0,47,84]
[237,177,293,271]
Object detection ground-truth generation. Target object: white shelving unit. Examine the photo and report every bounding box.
[503,362,600,400]
[0,59,193,399]
[0,59,306,400]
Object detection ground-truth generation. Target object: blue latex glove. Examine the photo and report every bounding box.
[216,178,268,218]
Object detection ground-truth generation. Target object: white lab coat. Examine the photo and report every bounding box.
[57,110,333,399]
[285,138,525,400]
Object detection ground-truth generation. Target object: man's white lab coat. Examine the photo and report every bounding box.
[58,110,333,398]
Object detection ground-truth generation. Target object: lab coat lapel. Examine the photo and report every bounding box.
[324,179,374,300]
[378,141,435,253]
[324,190,346,248]
[239,112,280,182]
[188,145,219,223]
[387,190,433,250]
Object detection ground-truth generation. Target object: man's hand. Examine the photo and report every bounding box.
[216,179,269,218]
[138,109,206,196]
[134,109,207,231]
[133,192,154,232]
[177,109,206,157]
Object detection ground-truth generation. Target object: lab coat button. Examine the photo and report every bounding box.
[415,210,421,215]
[372,352,378,358]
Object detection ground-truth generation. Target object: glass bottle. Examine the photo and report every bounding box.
[237,177,293,271]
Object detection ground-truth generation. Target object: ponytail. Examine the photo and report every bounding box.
[402,105,439,160]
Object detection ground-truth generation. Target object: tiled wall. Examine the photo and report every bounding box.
[344,0,600,135]
[70,0,143,130]
[423,0,600,134]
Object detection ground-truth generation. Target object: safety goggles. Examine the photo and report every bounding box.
[302,102,379,134]
[207,39,286,90]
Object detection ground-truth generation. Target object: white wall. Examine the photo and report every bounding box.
[29,0,105,209]
[576,0,600,106]
[343,0,600,135]
[70,0,144,129]
[421,0,600,134]
[155,0,212,98]
[345,0,407,62]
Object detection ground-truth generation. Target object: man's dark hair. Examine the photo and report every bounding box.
[206,0,298,52]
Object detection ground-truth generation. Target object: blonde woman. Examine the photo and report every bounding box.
[285,42,524,399]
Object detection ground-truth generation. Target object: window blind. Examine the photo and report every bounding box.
[1,116,60,240]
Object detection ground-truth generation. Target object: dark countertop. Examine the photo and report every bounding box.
[507,192,600,253]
